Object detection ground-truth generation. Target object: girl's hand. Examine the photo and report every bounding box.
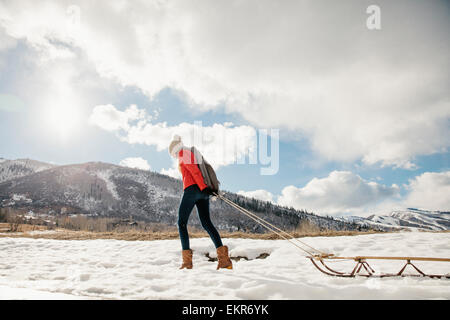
[202,187,213,195]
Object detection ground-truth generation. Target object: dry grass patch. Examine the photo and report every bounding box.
[0,222,48,233]
[0,223,382,241]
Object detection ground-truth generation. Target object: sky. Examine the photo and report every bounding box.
[0,0,449,217]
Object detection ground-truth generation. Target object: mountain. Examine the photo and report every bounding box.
[341,208,450,231]
[0,159,364,233]
[0,158,56,183]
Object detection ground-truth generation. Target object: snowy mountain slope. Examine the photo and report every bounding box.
[0,232,449,299]
[0,161,181,223]
[342,209,450,231]
[386,209,450,230]
[0,160,363,233]
[0,158,56,183]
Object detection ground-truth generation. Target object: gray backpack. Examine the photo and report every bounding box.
[191,147,220,193]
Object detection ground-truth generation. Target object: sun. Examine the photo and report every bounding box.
[42,96,83,141]
[37,62,85,142]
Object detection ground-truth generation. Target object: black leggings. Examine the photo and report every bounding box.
[178,184,223,250]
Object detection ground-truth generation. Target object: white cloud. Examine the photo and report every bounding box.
[0,24,17,72]
[0,1,448,168]
[0,27,17,51]
[89,104,257,169]
[237,190,274,203]
[403,171,450,211]
[248,170,450,217]
[89,104,147,132]
[119,157,151,171]
[159,157,181,179]
[160,167,181,180]
[277,171,400,216]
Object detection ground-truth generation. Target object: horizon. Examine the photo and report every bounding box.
[1,156,449,219]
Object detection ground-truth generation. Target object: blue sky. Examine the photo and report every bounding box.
[0,0,449,216]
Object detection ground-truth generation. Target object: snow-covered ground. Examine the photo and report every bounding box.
[0,232,449,300]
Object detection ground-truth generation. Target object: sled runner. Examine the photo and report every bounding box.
[214,191,450,279]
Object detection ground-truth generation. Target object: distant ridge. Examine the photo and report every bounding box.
[0,158,365,233]
[341,208,450,231]
[0,158,56,183]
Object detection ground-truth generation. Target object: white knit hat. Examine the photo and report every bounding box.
[168,134,184,157]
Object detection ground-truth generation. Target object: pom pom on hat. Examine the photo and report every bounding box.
[168,134,184,157]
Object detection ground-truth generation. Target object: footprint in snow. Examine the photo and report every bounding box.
[152,259,171,265]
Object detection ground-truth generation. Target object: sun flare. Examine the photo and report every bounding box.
[42,99,82,140]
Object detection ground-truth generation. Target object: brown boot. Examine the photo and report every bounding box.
[180,249,193,269]
[216,245,233,270]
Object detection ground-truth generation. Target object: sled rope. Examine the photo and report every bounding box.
[213,191,325,256]
[213,191,450,279]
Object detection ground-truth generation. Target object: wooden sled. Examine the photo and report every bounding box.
[309,254,450,278]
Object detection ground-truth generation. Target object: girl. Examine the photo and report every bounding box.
[168,135,233,270]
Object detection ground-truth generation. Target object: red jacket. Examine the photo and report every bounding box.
[178,148,207,191]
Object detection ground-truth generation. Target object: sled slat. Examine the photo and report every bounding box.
[327,256,450,262]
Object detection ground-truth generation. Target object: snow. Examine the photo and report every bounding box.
[0,159,55,183]
[346,209,450,232]
[12,194,32,203]
[0,285,88,300]
[0,232,449,300]
[96,170,120,200]
[389,210,448,231]
[26,230,60,235]
[116,170,175,201]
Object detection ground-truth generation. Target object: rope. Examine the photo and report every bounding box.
[213,191,327,257]
[218,194,322,255]
[218,194,315,256]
